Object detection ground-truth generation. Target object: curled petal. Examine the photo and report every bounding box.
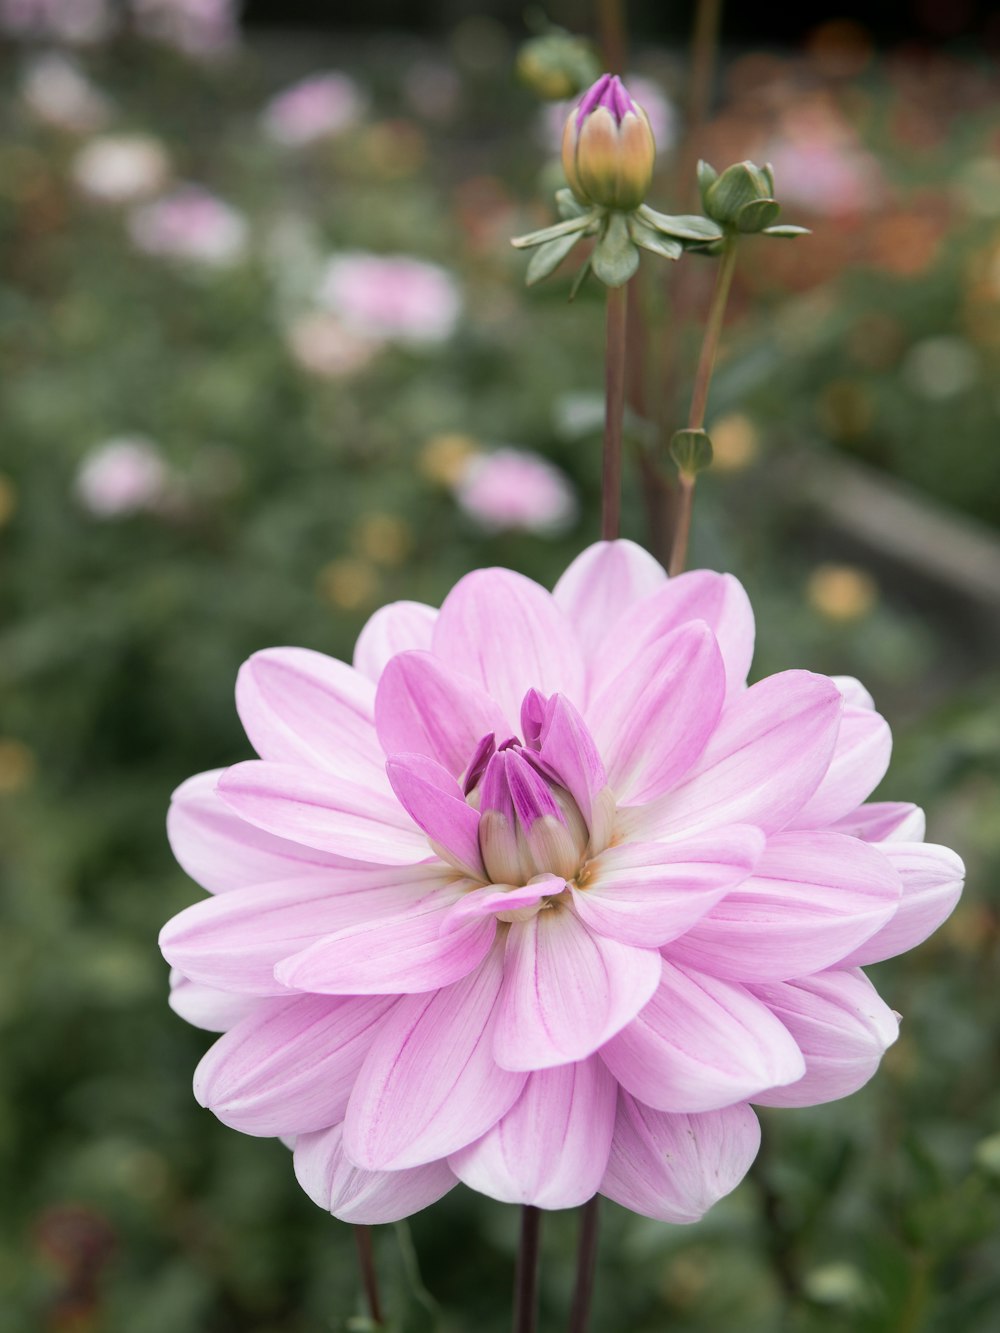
[830,801,926,844]
[295,1122,456,1223]
[386,753,485,877]
[353,600,437,682]
[839,841,964,965]
[788,699,892,829]
[168,970,262,1032]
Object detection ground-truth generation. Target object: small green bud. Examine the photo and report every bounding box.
[703,160,774,226]
[669,428,713,477]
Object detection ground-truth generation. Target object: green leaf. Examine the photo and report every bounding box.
[525,230,582,285]
[555,187,590,221]
[590,213,640,287]
[763,223,812,237]
[637,205,723,242]
[669,428,714,476]
[510,212,596,250]
[628,216,682,261]
[735,198,781,233]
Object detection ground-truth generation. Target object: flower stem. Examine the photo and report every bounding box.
[513,1205,542,1333]
[567,1195,601,1333]
[596,0,626,73]
[602,282,628,542]
[353,1225,384,1327]
[668,234,737,576]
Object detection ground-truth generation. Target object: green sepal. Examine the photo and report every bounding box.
[735,198,781,233]
[637,205,723,243]
[628,216,682,261]
[511,212,596,250]
[555,187,590,221]
[525,230,583,285]
[567,253,592,301]
[763,223,812,238]
[696,159,719,208]
[760,162,776,196]
[669,428,714,477]
[591,212,640,287]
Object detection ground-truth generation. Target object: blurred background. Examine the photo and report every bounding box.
[1,1,999,1330]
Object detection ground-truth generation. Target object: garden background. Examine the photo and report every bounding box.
[1,1,999,1329]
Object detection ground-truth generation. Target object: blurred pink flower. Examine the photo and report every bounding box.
[318,252,461,345]
[262,72,366,147]
[762,112,885,217]
[75,437,168,516]
[128,186,248,266]
[1,0,111,43]
[542,72,676,157]
[72,134,170,203]
[20,53,110,132]
[454,447,576,535]
[130,0,239,59]
[161,540,963,1223]
[286,312,380,379]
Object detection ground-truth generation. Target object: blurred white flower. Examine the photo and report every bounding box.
[454,447,577,535]
[901,336,979,401]
[20,53,110,132]
[1,0,112,43]
[128,185,248,266]
[319,252,461,345]
[130,0,239,59]
[72,134,170,203]
[541,72,677,157]
[262,72,366,147]
[75,437,169,517]
[286,312,380,379]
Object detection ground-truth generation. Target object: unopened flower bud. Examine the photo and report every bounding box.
[700,159,781,232]
[561,73,656,212]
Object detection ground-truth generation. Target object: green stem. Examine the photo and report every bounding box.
[601,283,628,542]
[353,1226,384,1327]
[567,1195,601,1332]
[513,1205,542,1333]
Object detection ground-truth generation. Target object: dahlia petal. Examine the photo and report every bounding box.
[839,842,964,965]
[601,1095,761,1223]
[431,568,585,725]
[571,827,765,947]
[344,943,526,1169]
[160,866,453,994]
[588,622,726,805]
[168,770,353,892]
[830,801,926,843]
[552,539,667,660]
[275,895,495,995]
[750,969,899,1108]
[168,970,262,1032]
[353,600,438,682]
[440,875,565,933]
[386,753,484,877]
[448,1057,617,1208]
[194,994,396,1136]
[626,670,843,839]
[666,831,902,982]
[592,569,755,699]
[788,700,892,829]
[599,960,805,1112]
[236,648,386,787]
[295,1122,456,1224]
[217,761,428,863]
[830,675,875,710]
[494,908,661,1071]
[375,650,507,777]
[531,693,606,825]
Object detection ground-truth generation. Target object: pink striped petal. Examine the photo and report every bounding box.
[353,600,438,682]
[295,1122,456,1223]
[666,831,902,982]
[626,671,843,839]
[344,944,525,1170]
[601,1096,760,1223]
[386,753,484,878]
[840,841,964,965]
[750,969,899,1108]
[449,1057,617,1208]
[160,865,452,994]
[494,908,661,1071]
[217,761,427,863]
[588,623,726,805]
[168,970,262,1032]
[440,876,565,934]
[431,568,585,725]
[571,827,764,947]
[275,894,495,995]
[194,994,396,1135]
[236,648,383,786]
[600,960,805,1112]
[787,699,892,830]
[830,801,926,843]
[168,770,354,892]
[552,539,667,661]
[528,692,607,826]
[592,569,755,700]
[375,650,507,777]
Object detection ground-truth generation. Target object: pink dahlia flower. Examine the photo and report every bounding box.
[160,540,963,1224]
[318,252,461,346]
[128,186,248,267]
[454,447,577,535]
[262,72,366,147]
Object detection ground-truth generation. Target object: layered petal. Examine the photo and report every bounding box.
[449,1057,617,1208]
[552,539,667,661]
[787,696,892,829]
[295,1122,456,1223]
[588,622,726,805]
[194,994,396,1135]
[750,969,899,1108]
[168,970,262,1032]
[830,801,926,844]
[494,908,661,1071]
[840,841,964,965]
[217,761,428,863]
[666,831,902,982]
[599,960,805,1112]
[601,1096,761,1223]
[353,600,437,682]
[571,827,764,947]
[344,943,525,1169]
[386,753,484,877]
[431,568,585,724]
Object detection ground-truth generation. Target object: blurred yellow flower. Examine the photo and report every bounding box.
[419,432,480,486]
[0,474,17,527]
[317,557,379,611]
[707,413,759,472]
[0,739,37,793]
[353,512,413,567]
[807,563,878,622]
